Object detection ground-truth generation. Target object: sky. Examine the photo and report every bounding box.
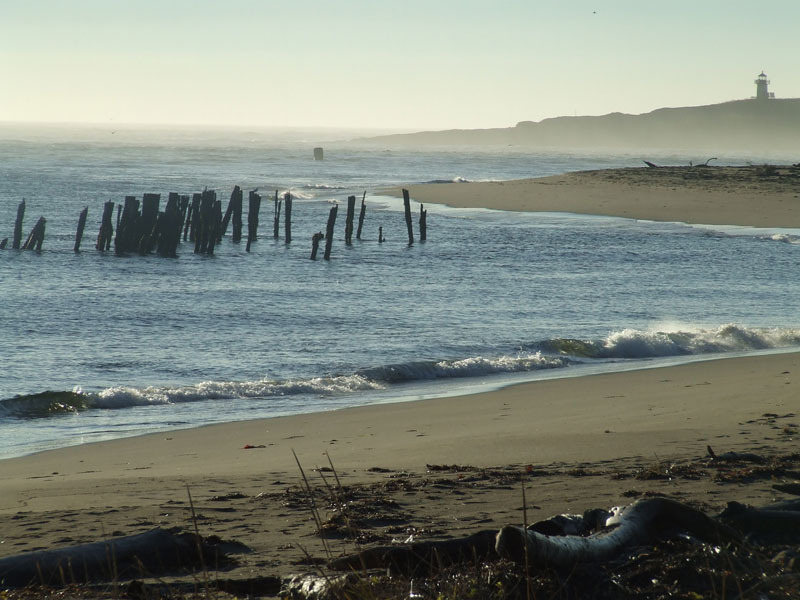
[2,0,799,131]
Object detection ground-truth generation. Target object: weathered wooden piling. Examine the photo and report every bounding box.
[220,186,243,243]
[324,204,338,260]
[138,193,160,254]
[273,191,281,239]
[310,231,324,260]
[284,192,292,244]
[115,196,139,255]
[0,239,7,249]
[246,190,261,252]
[402,189,414,245]
[345,195,356,245]
[356,191,366,240]
[313,147,324,161]
[74,207,88,252]
[156,194,181,257]
[194,190,218,255]
[21,216,46,251]
[96,201,114,251]
[379,226,384,243]
[186,193,201,242]
[12,199,25,249]
[419,203,427,242]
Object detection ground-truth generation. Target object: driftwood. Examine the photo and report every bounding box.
[0,527,247,589]
[495,497,738,568]
[329,498,744,576]
[719,500,800,544]
[707,444,765,463]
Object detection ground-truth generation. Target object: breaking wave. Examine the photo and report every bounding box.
[3,324,799,421]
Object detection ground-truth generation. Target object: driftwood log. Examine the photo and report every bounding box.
[495,497,738,568]
[327,496,800,577]
[0,527,247,589]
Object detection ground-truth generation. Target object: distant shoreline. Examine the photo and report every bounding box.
[386,165,800,228]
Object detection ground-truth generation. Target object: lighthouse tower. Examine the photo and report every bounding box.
[754,72,774,100]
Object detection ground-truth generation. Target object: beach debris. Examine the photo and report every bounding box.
[282,572,357,600]
[706,444,765,463]
[0,527,248,589]
[495,497,738,568]
[719,500,800,544]
[73,207,88,253]
[242,443,266,449]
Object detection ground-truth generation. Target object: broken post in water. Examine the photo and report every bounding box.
[324,204,338,260]
[284,192,292,244]
[185,193,200,242]
[379,226,384,243]
[12,199,25,249]
[21,216,46,251]
[313,147,324,161]
[138,193,160,254]
[419,203,427,242]
[115,196,139,255]
[74,207,88,252]
[310,231,324,260]
[246,190,261,252]
[219,186,243,243]
[96,201,114,251]
[345,195,356,245]
[402,188,414,245]
[356,191,366,240]
[155,194,181,258]
[273,191,281,239]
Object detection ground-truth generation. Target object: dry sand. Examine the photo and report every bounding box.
[388,165,800,227]
[2,166,800,587]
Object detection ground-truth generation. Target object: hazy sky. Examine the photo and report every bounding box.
[2,0,798,130]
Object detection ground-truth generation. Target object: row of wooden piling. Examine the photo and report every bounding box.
[1,188,428,260]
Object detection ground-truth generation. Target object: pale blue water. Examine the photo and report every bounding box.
[2,123,800,460]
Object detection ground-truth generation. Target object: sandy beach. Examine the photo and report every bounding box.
[2,167,800,595]
[389,165,800,228]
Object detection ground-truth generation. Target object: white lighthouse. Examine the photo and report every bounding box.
[754,72,774,100]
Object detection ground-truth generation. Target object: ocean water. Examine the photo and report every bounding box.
[2,123,800,460]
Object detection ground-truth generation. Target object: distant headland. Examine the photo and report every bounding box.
[360,73,800,152]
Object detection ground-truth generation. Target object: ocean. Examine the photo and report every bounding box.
[2,122,800,461]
